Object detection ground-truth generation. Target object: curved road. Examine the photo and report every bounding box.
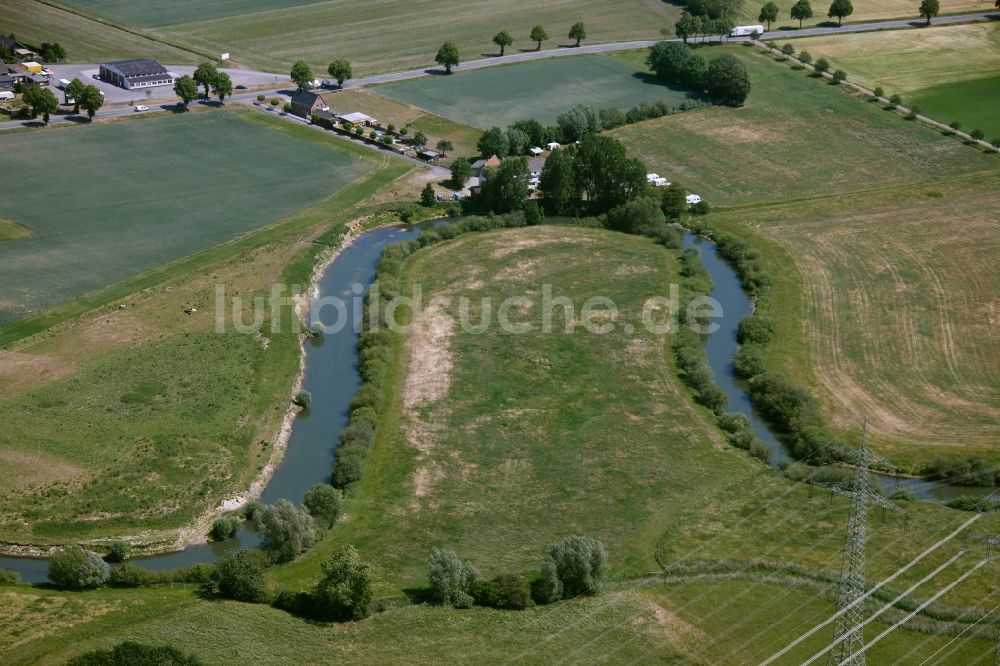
[1,10,996,132]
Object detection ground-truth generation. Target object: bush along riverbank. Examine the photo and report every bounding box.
[681,218,1000,500]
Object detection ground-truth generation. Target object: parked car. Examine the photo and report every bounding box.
[134,105,149,112]
[235,84,247,90]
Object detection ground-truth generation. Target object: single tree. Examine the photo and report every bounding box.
[675,14,698,43]
[832,69,847,83]
[79,84,104,120]
[324,58,350,88]
[212,71,233,103]
[545,536,608,597]
[290,59,314,89]
[919,0,939,24]
[25,86,59,123]
[428,548,479,605]
[573,134,647,213]
[412,130,428,148]
[449,159,472,188]
[798,50,813,64]
[949,120,961,131]
[707,54,752,106]
[827,0,853,25]
[648,41,692,84]
[256,499,316,563]
[479,157,530,213]
[49,545,110,590]
[311,546,374,621]
[492,31,513,56]
[173,75,197,109]
[680,53,708,90]
[813,57,830,74]
[759,1,780,29]
[52,42,67,61]
[661,183,688,219]
[216,549,269,602]
[106,540,132,563]
[790,0,814,27]
[530,25,549,50]
[477,126,510,157]
[435,41,460,73]
[556,103,601,141]
[193,61,218,99]
[420,183,436,207]
[970,128,985,141]
[435,139,454,153]
[303,484,341,528]
[65,77,85,113]
[782,43,795,56]
[569,22,587,47]
[539,148,577,215]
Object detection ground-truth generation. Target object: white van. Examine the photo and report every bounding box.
[57,78,72,90]
[730,24,766,37]
[134,104,149,112]
[0,91,15,101]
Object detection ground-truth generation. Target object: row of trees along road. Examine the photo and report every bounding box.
[173,62,232,109]
[436,22,588,74]
[23,79,103,124]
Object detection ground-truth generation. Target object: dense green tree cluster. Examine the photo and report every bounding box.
[647,42,751,106]
[539,135,646,215]
[67,642,203,666]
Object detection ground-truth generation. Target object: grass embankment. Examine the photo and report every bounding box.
[789,23,1000,139]
[0,110,414,544]
[612,44,1000,463]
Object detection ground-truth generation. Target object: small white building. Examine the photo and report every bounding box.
[686,194,702,205]
[529,146,544,156]
[546,142,561,151]
[338,111,377,126]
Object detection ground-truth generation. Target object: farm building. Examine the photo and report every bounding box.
[290,89,329,118]
[99,59,174,89]
[418,149,441,162]
[337,111,377,126]
[471,154,501,178]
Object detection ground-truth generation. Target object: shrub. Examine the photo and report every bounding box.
[690,200,710,215]
[270,98,280,106]
[472,573,533,610]
[798,50,812,65]
[873,86,884,98]
[67,642,204,666]
[605,196,666,236]
[243,501,262,520]
[888,488,916,501]
[428,548,479,605]
[0,569,19,584]
[311,546,374,621]
[216,549,269,602]
[970,128,985,141]
[523,200,545,226]
[282,102,292,113]
[949,120,961,131]
[813,57,830,74]
[737,316,775,345]
[256,499,316,563]
[545,536,607,597]
[256,94,265,101]
[946,496,1000,512]
[49,545,110,590]
[354,127,363,136]
[210,516,240,541]
[906,105,920,120]
[108,563,155,588]
[536,556,563,603]
[718,412,752,434]
[888,93,902,109]
[781,44,795,56]
[734,343,767,378]
[303,483,342,528]
[698,385,728,415]
[923,456,997,486]
[106,540,132,563]
[832,69,846,84]
[332,448,365,488]
[293,389,311,408]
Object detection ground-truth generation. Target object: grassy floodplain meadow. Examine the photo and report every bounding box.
[611,44,1000,462]
[789,22,1000,139]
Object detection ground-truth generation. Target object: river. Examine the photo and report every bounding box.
[0,223,989,583]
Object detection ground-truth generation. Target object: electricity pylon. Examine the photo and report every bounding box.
[820,419,906,666]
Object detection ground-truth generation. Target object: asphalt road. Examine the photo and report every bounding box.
[1,10,996,132]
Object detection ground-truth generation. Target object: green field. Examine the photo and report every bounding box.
[612,45,1000,459]
[373,54,702,129]
[0,110,372,326]
[791,23,1000,139]
[743,0,987,29]
[0,0,202,64]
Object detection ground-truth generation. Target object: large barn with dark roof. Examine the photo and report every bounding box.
[99,59,174,89]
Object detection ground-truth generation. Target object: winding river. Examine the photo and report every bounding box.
[0,224,988,583]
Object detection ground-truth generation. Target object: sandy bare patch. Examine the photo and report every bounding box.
[614,264,657,276]
[0,351,73,394]
[403,299,455,411]
[0,450,88,491]
[494,257,542,282]
[641,599,707,645]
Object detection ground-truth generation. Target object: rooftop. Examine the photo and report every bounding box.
[102,59,169,78]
